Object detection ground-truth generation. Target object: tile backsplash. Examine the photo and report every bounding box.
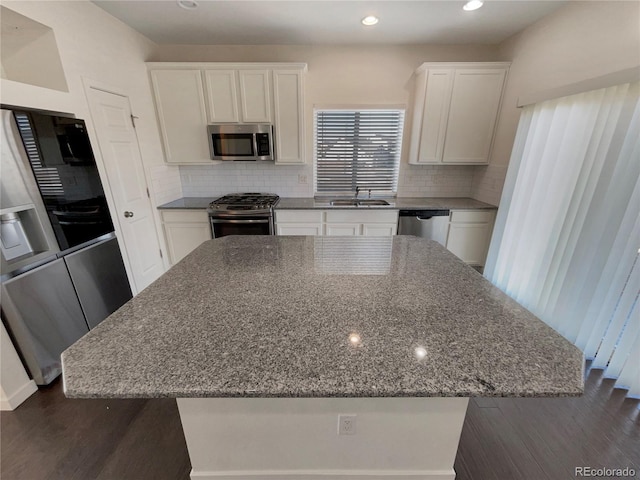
[471,164,508,206]
[397,164,475,197]
[180,163,313,197]
[149,165,183,205]
[179,162,479,199]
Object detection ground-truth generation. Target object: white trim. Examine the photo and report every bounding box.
[313,104,407,111]
[0,380,37,411]
[516,66,640,107]
[415,62,511,73]
[190,469,455,480]
[146,62,308,72]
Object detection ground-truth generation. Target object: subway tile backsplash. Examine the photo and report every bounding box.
[179,162,478,198]
[180,163,313,197]
[149,165,183,205]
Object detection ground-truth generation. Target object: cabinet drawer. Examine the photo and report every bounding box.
[449,210,495,224]
[275,210,323,223]
[161,210,209,223]
[325,210,398,224]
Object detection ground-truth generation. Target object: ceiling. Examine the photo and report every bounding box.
[92,1,567,45]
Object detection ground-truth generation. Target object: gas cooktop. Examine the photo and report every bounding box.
[208,193,280,215]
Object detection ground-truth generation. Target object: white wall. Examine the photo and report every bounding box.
[472,1,640,205]
[151,44,499,198]
[0,0,181,239]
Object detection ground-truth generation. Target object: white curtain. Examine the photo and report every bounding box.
[485,82,640,398]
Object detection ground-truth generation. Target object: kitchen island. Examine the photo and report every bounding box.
[62,236,583,479]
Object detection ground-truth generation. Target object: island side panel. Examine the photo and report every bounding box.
[177,397,469,479]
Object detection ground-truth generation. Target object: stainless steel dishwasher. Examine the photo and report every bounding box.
[397,209,450,246]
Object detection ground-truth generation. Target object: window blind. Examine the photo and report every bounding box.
[314,109,404,194]
[485,82,640,398]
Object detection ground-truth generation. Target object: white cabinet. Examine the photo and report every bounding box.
[161,210,212,265]
[238,70,271,123]
[150,69,210,164]
[445,210,496,267]
[409,63,509,165]
[148,63,307,165]
[276,209,398,237]
[273,69,305,165]
[203,70,239,123]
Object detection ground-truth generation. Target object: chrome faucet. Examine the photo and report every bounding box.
[354,186,360,200]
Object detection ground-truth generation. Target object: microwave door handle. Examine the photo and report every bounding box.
[210,218,270,224]
[253,134,259,157]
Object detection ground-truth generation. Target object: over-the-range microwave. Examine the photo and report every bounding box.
[207,124,274,161]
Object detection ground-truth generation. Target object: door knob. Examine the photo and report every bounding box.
[124,211,134,218]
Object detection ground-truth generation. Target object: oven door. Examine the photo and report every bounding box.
[210,216,272,238]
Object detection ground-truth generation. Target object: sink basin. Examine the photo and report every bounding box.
[357,199,390,206]
[329,199,390,206]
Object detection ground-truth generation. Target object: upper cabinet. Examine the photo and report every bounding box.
[148,63,307,165]
[150,69,210,163]
[409,62,509,165]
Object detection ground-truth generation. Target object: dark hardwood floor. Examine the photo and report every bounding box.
[2,363,638,480]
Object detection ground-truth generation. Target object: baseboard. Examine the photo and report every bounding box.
[0,380,37,411]
[190,469,456,480]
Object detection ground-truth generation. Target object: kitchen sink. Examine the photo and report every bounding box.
[329,199,390,206]
[357,199,390,206]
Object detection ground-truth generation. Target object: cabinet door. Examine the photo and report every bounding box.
[442,69,506,164]
[150,69,210,163]
[446,223,492,266]
[326,223,361,236]
[277,223,323,236]
[415,69,453,164]
[238,70,271,123]
[273,69,305,164]
[203,70,239,123]
[362,223,397,236]
[163,223,212,265]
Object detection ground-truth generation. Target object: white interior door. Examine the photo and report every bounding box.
[86,87,164,293]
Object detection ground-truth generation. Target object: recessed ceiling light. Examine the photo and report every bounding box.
[177,0,198,10]
[361,16,379,26]
[463,0,484,11]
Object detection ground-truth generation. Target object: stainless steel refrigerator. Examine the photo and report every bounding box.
[0,108,132,385]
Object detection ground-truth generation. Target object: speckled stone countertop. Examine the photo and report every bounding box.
[157,197,497,210]
[277,197,497,210]
[62,236,582,399]
[157,197,216,209]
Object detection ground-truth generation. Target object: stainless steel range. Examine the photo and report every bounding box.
[207,193,280,238]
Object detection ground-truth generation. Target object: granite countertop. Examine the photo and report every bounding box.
[62,236,583,399]
[157,197,216,209]
[157,197,497,210]
[277,197,497,210]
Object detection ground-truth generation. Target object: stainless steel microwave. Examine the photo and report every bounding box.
[207,124,274,161]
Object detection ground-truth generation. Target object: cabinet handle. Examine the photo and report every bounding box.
[124,211,134,218]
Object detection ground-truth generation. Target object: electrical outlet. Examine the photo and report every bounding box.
[298,174,308,184]
[338,414,356,435]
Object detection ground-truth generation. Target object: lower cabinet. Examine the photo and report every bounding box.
[161,210,212,265]
[445,210,496,267]
[276,209,399,237]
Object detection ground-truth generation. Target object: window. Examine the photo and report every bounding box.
[314,109,404,195]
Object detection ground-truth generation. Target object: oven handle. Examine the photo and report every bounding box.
[210,218,270,224]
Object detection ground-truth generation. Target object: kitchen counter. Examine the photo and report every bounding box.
[157,196,497,210]
[157,197,216,209]
[62,235,582,399]
[277,197,497,210]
